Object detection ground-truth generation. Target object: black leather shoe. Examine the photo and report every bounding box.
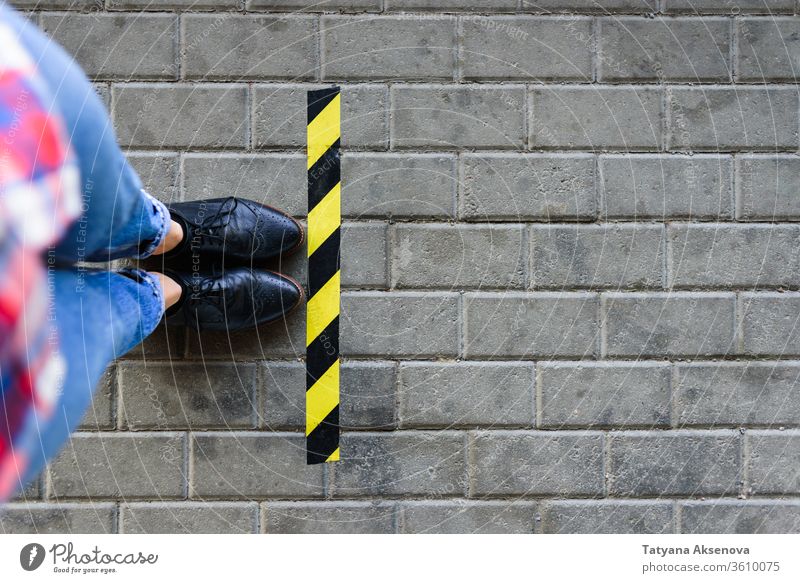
[165,197,303,267]
[162,267,304,332]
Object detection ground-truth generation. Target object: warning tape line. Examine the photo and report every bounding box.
[306,87,341,465]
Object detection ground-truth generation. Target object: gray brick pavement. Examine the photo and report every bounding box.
[8,0,800,534]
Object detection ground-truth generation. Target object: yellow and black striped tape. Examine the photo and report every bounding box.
[306,86,341,464]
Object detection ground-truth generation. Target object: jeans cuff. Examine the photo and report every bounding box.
[133,189,170,259]
[118,267,165,337]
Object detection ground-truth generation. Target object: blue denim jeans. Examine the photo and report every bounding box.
[2,4,169,488]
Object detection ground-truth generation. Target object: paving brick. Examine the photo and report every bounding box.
[184,308,306,360]
[121,502,257,533]
[341,292,460,358]
[737,155,800,220]
[667,87,799,151]
[342,222,388,288]
[40,13,176,80]
[262,501,395,533]
[461,17,592,81]
[182,15,316,80]
[608,431,741,496]
[118,362,257,429]
[539,362,671,428]
[253,84,387,149]
[470,430,605,496]
[400,501,536,533]
[392,224,526,290]
[747,431,800,494]
[663,0,795,13]
[392,85,526,149]
[182,154,305,217]
[464,292,599,358]
[260,362,305,430]
[530,224,664,289]
[119,321,185,361]
[541,500,673,533]
[738,18,800,81]
[12,0,102,9]
[599,17,730,81]
[600,154,733,220]
[398,362,534,427]
[331,432,466,496]
[344,153,456,219]
[602,293,736,357]
[11,476,41,502]
[248,0,380,9]
[681,501,800,533]
[522,0,657,11]
[531,87,662,150]
[0,503,115,534]
[191,433,325,498]
[387,0,516,9]
[113,83,247,148]
[48,433,186,499]
[127,152,179,204]
[78,368,114,431]
[740,293,800,356]
[668,224,800,288]
[676,362,800,427]
[261,360,396,430]
[460,154,597,221]
[322,16,456,80]
[108,0,237,8]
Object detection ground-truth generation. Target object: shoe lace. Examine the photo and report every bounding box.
[189,196,237,246]
[190,268,262,327]
[186,197,260,247]
[185,269,226,322]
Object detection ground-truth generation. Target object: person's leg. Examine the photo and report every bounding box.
[0,3,179,263]
[18,267,167,486]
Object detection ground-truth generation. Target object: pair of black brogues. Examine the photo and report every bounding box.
[154,197,305,332]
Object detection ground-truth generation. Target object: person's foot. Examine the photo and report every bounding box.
[164,197,304,267]
[161,267,304,332]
